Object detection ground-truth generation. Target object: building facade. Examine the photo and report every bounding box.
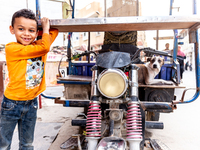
[70,1,104,55]
[178,29,195,70]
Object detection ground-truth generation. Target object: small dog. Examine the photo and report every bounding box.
[136,56,174,85]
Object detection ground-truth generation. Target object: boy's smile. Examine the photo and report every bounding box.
[9,17,38,45]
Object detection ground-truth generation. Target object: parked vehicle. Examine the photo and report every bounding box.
[43,47,187,149]
[39,0,200,149]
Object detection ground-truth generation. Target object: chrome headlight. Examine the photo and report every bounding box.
[97,69,128,98]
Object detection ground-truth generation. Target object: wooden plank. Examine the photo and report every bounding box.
[48,15,200,32]
[58,75,185,89]
[153,36,174,40]
[139,84,186,89]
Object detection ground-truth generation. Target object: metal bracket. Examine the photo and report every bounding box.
[189,22,200,43]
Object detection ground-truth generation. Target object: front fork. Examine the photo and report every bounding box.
[127,64,143,150]
[86,65,101,150]
[86,65,144,150]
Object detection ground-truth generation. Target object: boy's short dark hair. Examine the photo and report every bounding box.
[11,9,38,30]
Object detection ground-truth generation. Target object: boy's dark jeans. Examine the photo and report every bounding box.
[0,96,38,150]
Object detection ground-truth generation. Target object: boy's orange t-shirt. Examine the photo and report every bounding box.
[4,29,58,101]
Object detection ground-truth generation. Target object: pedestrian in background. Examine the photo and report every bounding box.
[177,46,186,81]
[0,9,58,150]
[185,61,189,71]
[163,43,173,63]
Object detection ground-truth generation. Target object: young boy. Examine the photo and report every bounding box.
[0,9,58,150]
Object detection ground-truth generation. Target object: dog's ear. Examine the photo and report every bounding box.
[147,57,151,62]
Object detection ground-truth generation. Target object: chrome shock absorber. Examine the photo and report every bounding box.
[126,102,142,149]
[86,101,101,137]
[86,101,101,150]
[127,64,142,150]
[86,65,101,150]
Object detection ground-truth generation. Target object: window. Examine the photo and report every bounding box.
[96,32,101,36]
[83,32,88,41]
[72,32,79,41]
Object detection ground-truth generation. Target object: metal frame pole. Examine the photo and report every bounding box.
[104,0,107,17]
[36,0,42,108]
[68,0,75,75]
[170,0,178,61]
[36,0,41,19]
[180,0,200,103]
[169,0,180,83]
[88,32,91,63]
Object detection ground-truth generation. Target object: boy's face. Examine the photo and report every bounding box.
[9,17,38,46]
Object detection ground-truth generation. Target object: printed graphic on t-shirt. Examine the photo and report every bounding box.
[25,57,44,88]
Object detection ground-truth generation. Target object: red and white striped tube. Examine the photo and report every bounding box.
[126,101,143,150]
[86,101,101,138]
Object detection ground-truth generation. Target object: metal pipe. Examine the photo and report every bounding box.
[170,0,180,84]
[36,0,41,20]
[193,0,197,14]
[136,0,139,16]
[72,119,87,126]
[156,30,159,50]
[176,0,200,104]
[57,80,91,85]
[169,0,177,59]
[68,0,75,75]
[41,93,58,99]
[91,65,99,98]
[169,0,173,15]
[129,64,139,100]
[64,100,90,107]
[173,30,178,62]
[39,94,42,109]
[88,32,91,63]
[141,102,176,112]
[41,93,90,107]
[26,0,28,9]
[71,119,164,130]
[104,0,107,17]
[145,121,164,129]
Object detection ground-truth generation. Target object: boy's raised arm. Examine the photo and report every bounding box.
[6,17,59,60]
[41,17,50,34]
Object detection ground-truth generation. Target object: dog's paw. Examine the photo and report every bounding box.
[165,81,174,85]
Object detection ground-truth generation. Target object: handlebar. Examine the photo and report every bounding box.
[68,51,97,61]
[131,47,185,63]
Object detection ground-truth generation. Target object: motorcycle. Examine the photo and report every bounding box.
[71,48,177,150]
[43,48,180,150]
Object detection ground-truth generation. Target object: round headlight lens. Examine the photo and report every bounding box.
[97,69,127,98]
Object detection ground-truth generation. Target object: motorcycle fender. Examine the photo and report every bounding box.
[96,136,126,150]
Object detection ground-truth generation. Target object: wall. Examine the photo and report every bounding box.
[107,0,138,17]
[72,1,104,52]
[45,61,68,86]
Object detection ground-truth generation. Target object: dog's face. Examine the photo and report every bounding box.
[147,56,164,71]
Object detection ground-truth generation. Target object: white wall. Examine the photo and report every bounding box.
[0,0,63,46]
